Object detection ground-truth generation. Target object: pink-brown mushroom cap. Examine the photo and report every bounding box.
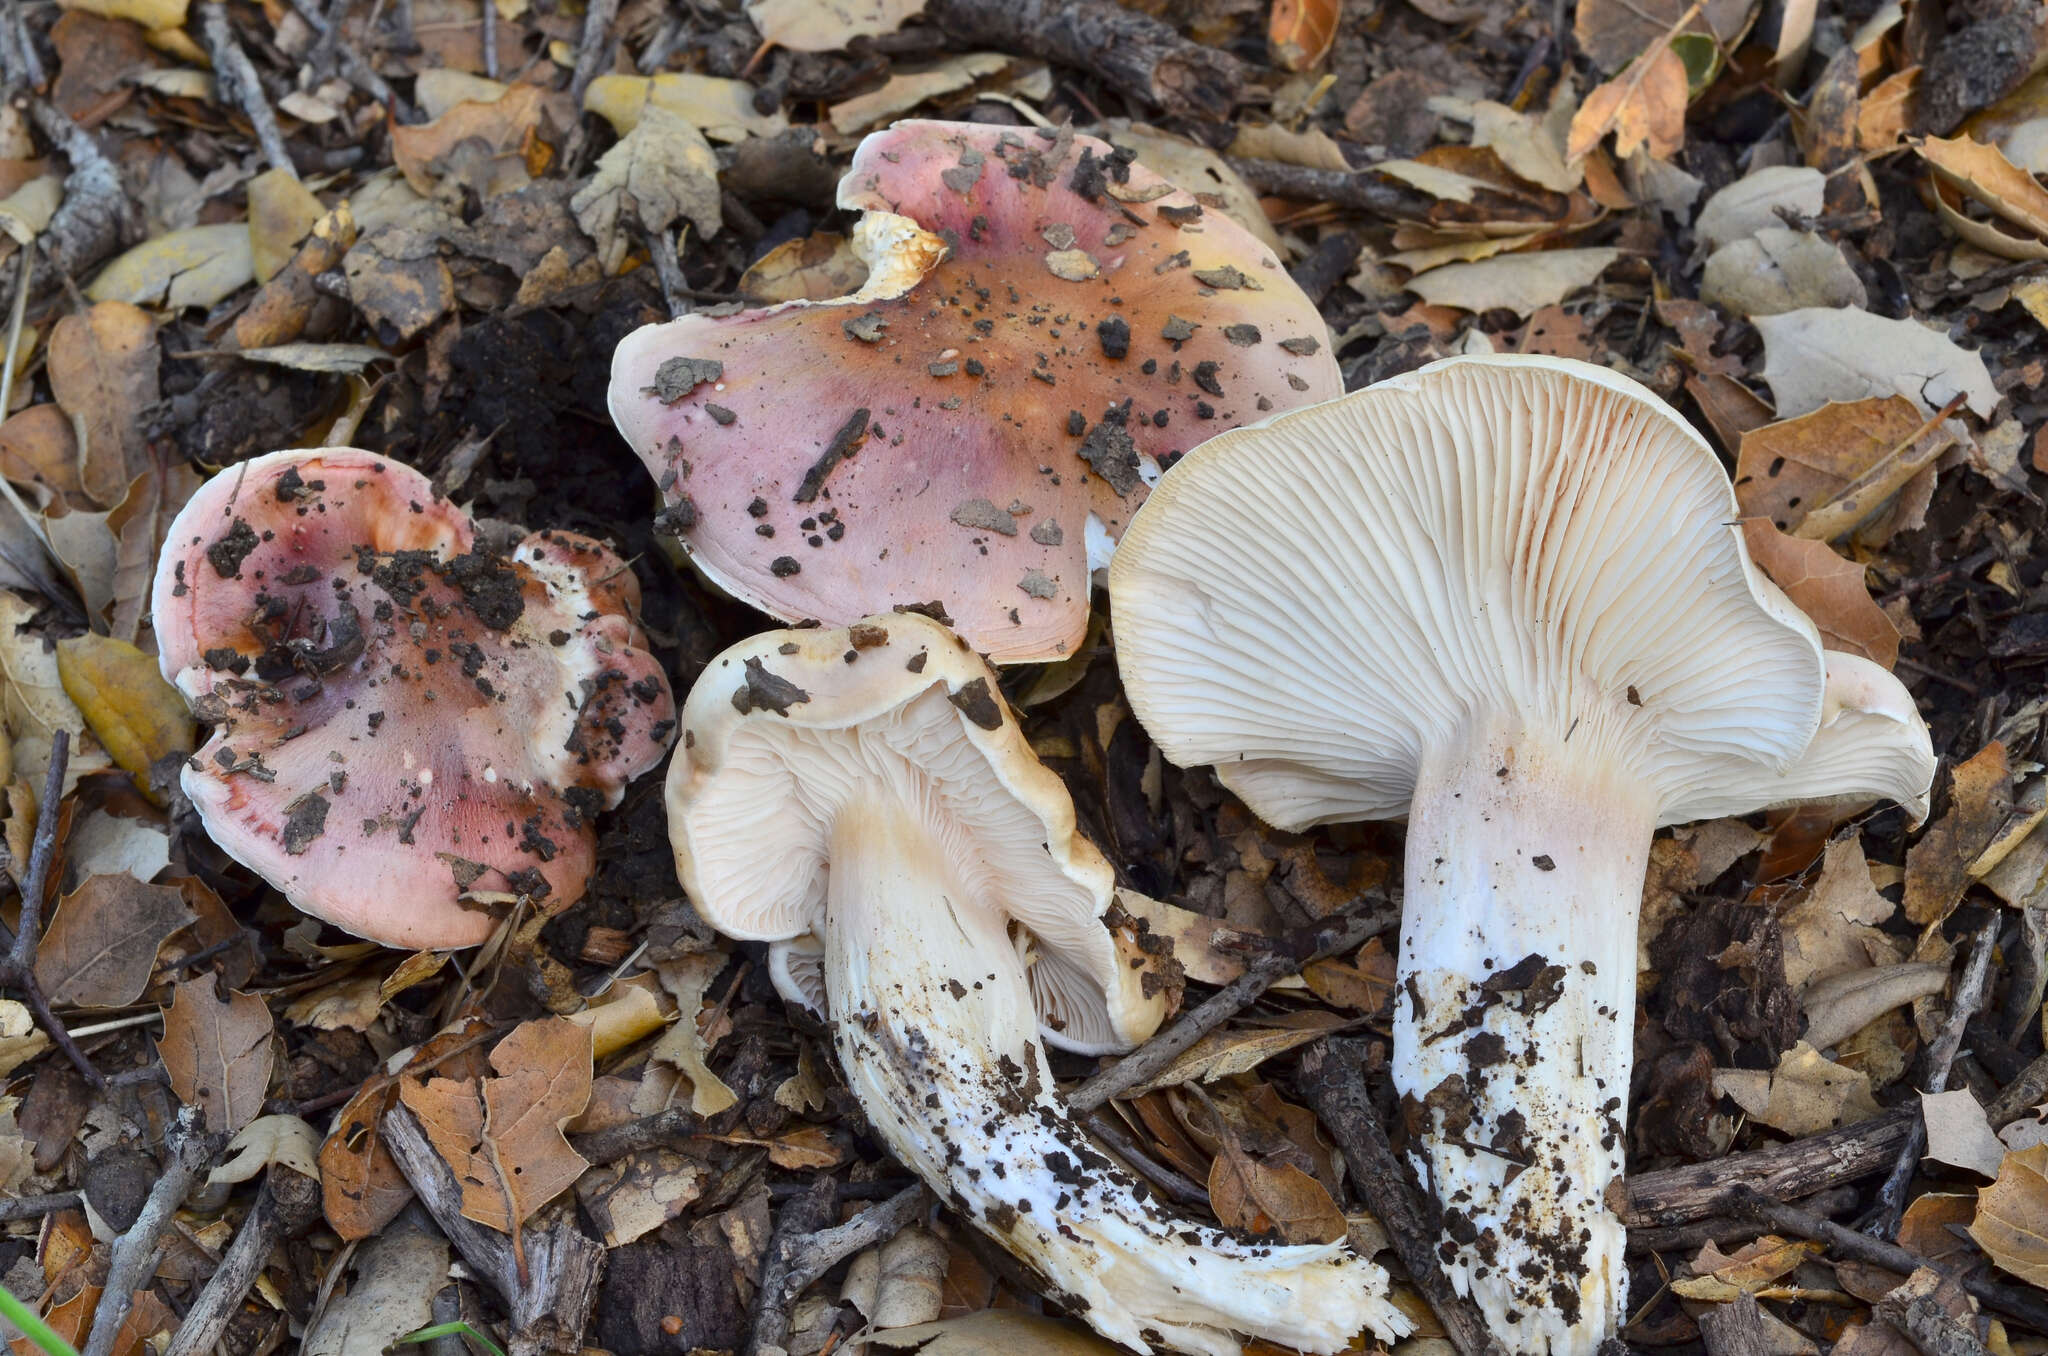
[608,119,1342,665]
[151,448,676,949]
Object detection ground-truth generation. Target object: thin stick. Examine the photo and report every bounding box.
[1867,916,2002,1237]
[0,1189,83,1222]
[480,0,498,78]
[566,0,619,111]
[1299,1038,1508,1356]
[199,3,296,177]
[1069,901,1397,1114]
[161,1184,281,1356]
[1619,1109,1916,1227]
[1987,1050,2048,1127]
[1082,1110,1209,1206]
[781,1185,926,1298]
[747,1176,837,1356]
[81,1106,210,1356]
[1727,1187,2048,1334]
[0,732,101,1088]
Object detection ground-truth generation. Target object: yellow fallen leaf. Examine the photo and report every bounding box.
[55,633,193,787]
[246,169,325,283]
[583,72,790,141]
[57,0,186,29]
[1919,134,2048,243]
[1970,1143,2048,1285]
[87,223,255,310]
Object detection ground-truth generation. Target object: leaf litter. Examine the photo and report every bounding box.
[0,0,2039,1351]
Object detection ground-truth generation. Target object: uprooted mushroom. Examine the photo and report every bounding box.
[151,447,676,949]
[667,610,1410,1356]
[608,118,1342,664]
[1109,356,1937,1355]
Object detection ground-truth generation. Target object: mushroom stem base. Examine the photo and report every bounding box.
[822,799,1407,1356]
[1394,716,1655,1356]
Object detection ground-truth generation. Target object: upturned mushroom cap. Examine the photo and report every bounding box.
[1110,355,1933,829]
[609,118,1342,665]
[152,448,676,949]
[669,610,1165,1053]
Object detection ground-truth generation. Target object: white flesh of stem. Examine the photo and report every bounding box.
[823,797,1408,1356]
[1394,716,1653,1356]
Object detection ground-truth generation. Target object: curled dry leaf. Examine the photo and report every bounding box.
[1669,1235,1824,1301]
[649,951,739,1116]
[158,974,276,1135]
[1267,0,1339,72]
[1739,520,1901,669]
[1800,962,1948,1052]
[739,232,869,305]
[1733,395,1957,542]
[1713,1041,1882,1137]
[1904,741,2012,926]
[1208,1149,1348,1245]
[1969,1143,2048,1285]
[570,105,722,274]
[1917,133,2048,260]
[1119,1017,1344,1098]
[398,1015,594,1233]
[32,874,193,1008]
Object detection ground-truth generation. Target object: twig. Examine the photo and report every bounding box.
[1867,916,2002,1238]
[1879,1294,1993,1356]
[1082,1110,1209,1206]
[1987,1050,2048,1127]
[0,1189,83,1222]
[1069,901,1397,1114]
[1299,1038,1507,1356]
[161,1184,282,1356]
[481,0,498,79]
[1226,156,1433,218]
[920,0,1243,120]
[280,0,407,114]
[0,732,103,1088]
[1619,1110,1916,1227]
[1625,1186,1859,1256]
[381,1101,605,1356]
[25,97,135,291]
[747,1176,837,1356]
[200,2,296,176]
[81,1106,211,1356]
[566,0,619,112]
[1727,1187,2048,1334]
[781,1185,926,1299]
[568,1105,693,1167]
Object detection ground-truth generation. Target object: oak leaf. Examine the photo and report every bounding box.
[398,1015,593,1233]
[1903,741,2010,925]
[158,975,275,1134]
[1568,42,1687,163]
[1740,520,1900,668]
[33,873,192,1007]
[1969,1143,2048,1285]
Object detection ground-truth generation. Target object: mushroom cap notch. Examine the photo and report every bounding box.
[608,118,1343,665]
[1108,354,1926,830]
[151,447,677,950]
[668,610,1165,1054]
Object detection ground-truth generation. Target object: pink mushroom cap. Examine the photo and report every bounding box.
[608,119,1342,664]
[151,448,676,949]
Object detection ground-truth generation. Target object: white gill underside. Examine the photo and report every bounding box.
[1393,716,1653,1356]
[821,800,1409,1356]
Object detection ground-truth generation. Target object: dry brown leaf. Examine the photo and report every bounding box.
[318,1016,493,1240]
[1739,520,1901,668]
[14,1284,173,1356]
[1568,42,1688,163]
[1733,396,1956,542]
[1904,741,2011,925]
[1801,962,1948,1051]
[1407,248,1620,316]
[32,874,192,1007]
[1671,1235,1824,1300]
[1918,134,2048,250]
[1755,308,2000,420]
[0,405,83,504]
[390,82,548,203]
[46,301,156,509]
[158,974,275,1135]
[1209,1149,1348,1244]
[866,1310,1124,1354]
[573,1147,705,1247]
[1267,0,1339,72]
[1896,1192,1977,1266]
[1922,1088,2006,1178]
[1301,938,1395,1015]
[1574,0,1752,73]
[399,1015,593,1233]
[1779,834,1896,992]
[739,232,868,304]
[1712,1041,1881,1136]
[1969,1143,2048,1285]
[1860,67,1920,150]
[649,951,739,1116]
[1120,1021,1341,1097]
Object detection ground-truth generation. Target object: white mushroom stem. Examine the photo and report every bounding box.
[822,798,1409,1356]
[1392,715,1655,1356]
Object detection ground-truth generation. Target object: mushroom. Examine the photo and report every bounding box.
[151,448,676,949]
[608,118,1342,664]
[668,610,1410,1356]
[1107,356,1936,1355]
